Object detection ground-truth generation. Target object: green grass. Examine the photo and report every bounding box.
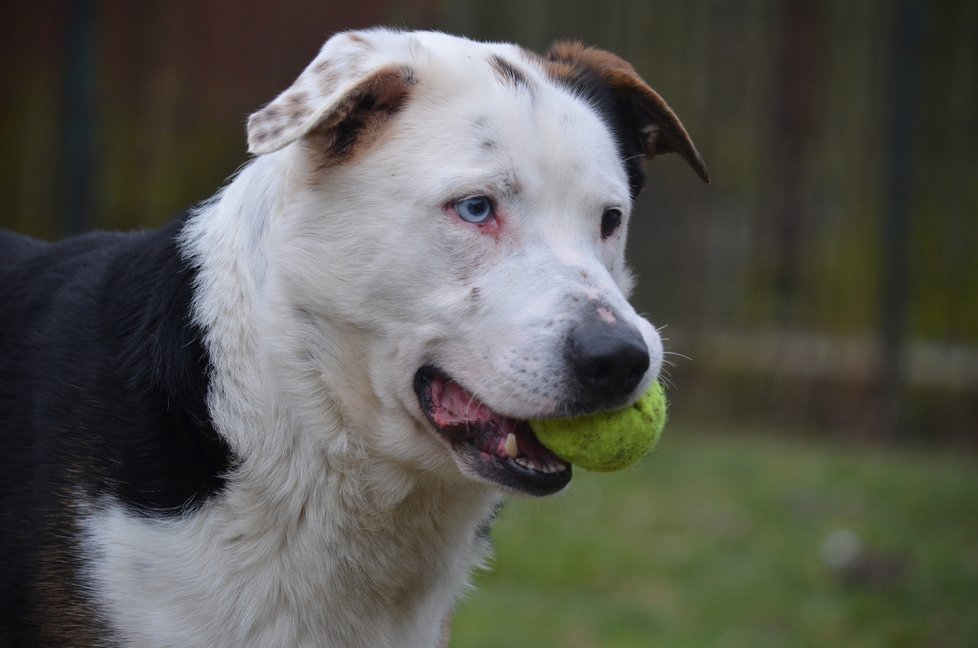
[451,427,978,647]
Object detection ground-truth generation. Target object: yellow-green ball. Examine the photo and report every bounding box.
[531,381,668,472]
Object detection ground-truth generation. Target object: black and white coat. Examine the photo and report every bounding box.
[0,29,707,647]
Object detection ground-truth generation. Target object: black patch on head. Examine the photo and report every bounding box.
[489,55,532,91]
[552,68,648,199]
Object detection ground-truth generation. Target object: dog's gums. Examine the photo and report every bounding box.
[414,367,572,496]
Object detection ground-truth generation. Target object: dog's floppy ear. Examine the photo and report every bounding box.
[247,30,418,160]
[545,42,710,185]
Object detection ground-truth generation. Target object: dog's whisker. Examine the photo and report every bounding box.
[663,350,692,362]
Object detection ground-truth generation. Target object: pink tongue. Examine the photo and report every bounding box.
[430,378,496,428]
[430,375,553,459]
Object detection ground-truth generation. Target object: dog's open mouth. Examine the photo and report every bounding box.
[414,366,571,496]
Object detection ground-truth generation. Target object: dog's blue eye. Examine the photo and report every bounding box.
[456,196,494,224]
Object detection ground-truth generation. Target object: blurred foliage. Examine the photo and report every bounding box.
[452,428,978,646]
[0,0,975,438]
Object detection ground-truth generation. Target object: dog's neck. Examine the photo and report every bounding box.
[183,153,403,492]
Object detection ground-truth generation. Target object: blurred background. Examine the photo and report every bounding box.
[2,1,976,645]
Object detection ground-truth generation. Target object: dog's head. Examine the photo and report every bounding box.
[246,29,707,496]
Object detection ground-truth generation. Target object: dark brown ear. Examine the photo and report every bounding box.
[546,42,710,185]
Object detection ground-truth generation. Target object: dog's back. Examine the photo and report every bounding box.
[0,222,232,644]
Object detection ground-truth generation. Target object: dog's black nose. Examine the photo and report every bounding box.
[567,316,649,402]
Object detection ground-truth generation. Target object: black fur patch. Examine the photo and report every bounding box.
[0,215,233,642]
[550,67,649,200]
[489,55,532,90]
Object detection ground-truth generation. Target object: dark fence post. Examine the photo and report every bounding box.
[877,0,927,440]
[59,0,97,237]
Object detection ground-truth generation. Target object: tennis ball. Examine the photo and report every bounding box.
[531,381,667,472]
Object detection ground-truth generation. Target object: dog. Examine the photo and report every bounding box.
[0,28,707,647]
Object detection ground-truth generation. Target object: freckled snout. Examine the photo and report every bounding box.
[566,312,649,406]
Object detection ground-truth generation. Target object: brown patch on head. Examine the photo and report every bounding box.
[248,46,418,158]
[489,55,532,91]
[306,64,418,167]
[544,41,709,193]
[249,30,417,156]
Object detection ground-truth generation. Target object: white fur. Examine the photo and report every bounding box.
[81,29,663,647]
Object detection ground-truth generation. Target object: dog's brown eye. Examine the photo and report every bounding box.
[601,208,622,239]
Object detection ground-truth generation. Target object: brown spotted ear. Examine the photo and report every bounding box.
[546,42,710,186]
[247,30,418,161]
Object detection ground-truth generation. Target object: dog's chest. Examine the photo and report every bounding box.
[82,477,498,648]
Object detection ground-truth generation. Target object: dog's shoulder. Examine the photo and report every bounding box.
[0,214,232,516]
[1,215,237,644]
[0,228,50,265]
[1,227,143,315]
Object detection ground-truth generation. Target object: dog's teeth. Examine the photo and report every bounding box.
[541,459,561,473]
[504,433,518,458]
[513,454,561,474]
